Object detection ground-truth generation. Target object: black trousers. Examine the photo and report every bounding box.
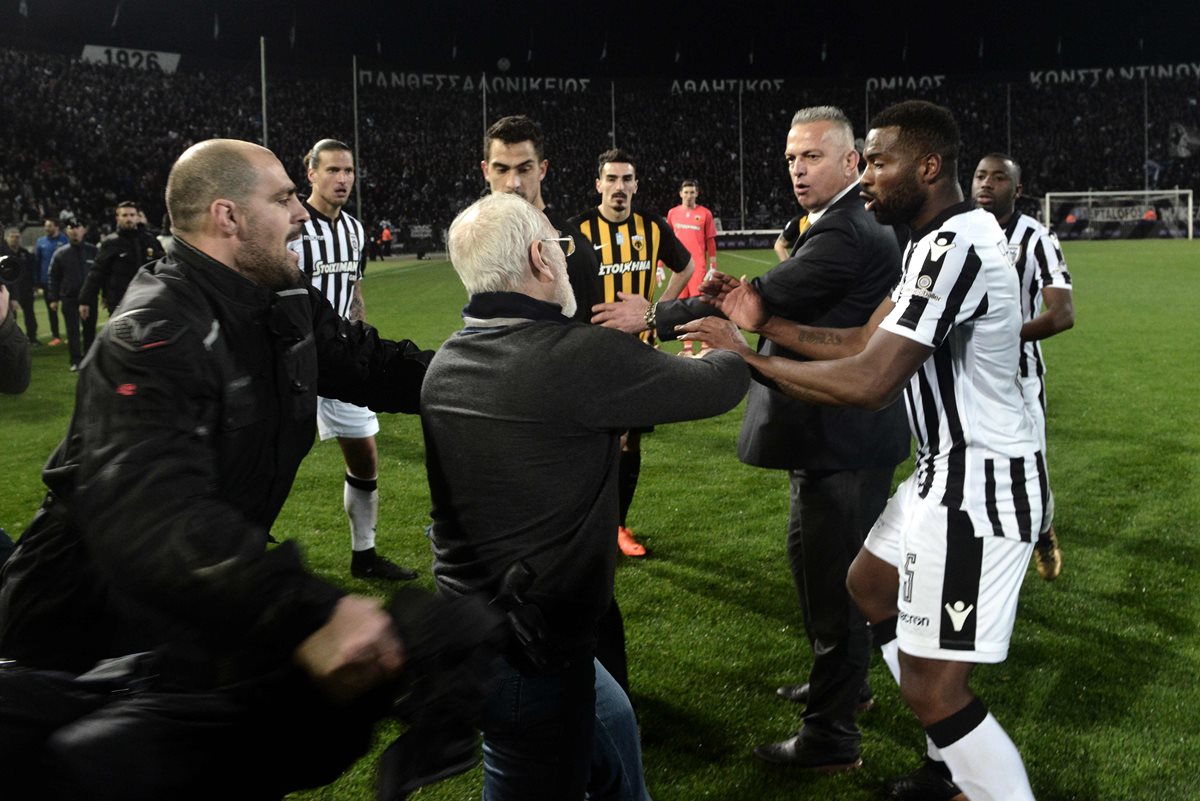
[786,466,894,749]
[41,287,60,339]
[12,275,37,339]
[0,660,377,801]
[60,297,96,366]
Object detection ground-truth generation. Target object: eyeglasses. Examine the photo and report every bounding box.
[541,236,575,257]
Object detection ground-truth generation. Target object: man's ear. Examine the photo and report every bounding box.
[844,148,860,175]
[918,152,944,185]
[529,239,555,284]
[211,199,238,236]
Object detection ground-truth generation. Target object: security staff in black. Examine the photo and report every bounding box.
[0,140,432,800]
[80,201,165,315]
[46,219,98,369]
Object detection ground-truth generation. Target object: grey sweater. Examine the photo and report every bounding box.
[421,292,749,635]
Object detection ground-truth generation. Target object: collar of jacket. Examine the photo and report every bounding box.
[165,235,277,313]
[462,291,570,326]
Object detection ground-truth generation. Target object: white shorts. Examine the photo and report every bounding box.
[1020,373,1055,532]
[865,474,1033,664]
[316,396,379,441]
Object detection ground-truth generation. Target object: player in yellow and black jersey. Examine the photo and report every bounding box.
[570,148,696,560]
[572,149,694,327]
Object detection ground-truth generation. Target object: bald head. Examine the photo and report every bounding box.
[166,139,272,235]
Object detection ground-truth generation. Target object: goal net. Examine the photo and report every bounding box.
[1042,189,1194,240]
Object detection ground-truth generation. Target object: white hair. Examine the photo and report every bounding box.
[447,192,549,295]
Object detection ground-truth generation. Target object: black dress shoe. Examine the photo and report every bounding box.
[775,681,875,712]
[883,757,966,801]
[753,732,862,772]
[351,548,418,581]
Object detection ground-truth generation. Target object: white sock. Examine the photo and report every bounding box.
[931,702,1035,801]
[344,473,378,551]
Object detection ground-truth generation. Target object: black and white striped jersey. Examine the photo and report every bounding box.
[1004,213,1073,379]
[290,199,365,321]
[880,203,1045,541]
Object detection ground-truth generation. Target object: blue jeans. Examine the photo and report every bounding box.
[482,657,649,801]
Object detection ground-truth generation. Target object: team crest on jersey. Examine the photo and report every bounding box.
[913,273,942,302]
[631,234,645,253]
[1000,238,1016,267]
[349,231,359,251]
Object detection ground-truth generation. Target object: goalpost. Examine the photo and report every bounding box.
[1042,189,1194,240]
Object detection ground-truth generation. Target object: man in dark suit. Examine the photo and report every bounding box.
[591,106,909,771]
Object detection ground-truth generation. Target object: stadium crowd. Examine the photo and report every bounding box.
[2,48,1198,240]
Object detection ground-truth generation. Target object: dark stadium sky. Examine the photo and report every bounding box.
[2,0,1197,78]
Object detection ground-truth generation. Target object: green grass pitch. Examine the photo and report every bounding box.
[1,241,1197,800]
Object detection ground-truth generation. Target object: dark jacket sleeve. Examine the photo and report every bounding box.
[46,249,64,304]
[68,303,343,660]
[308,285,433,413]
[653,296,723,342]
[79,240,113,307]
[0,311,31,394]
[754,220,863,323]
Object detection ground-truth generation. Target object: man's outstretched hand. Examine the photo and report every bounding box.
[591,292,651,334]
[676,316,754,359]
[697,271,770,333]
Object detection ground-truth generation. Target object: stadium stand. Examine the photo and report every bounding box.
[2,47,1198,242]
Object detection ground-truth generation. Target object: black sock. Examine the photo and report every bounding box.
[618,449,641,527]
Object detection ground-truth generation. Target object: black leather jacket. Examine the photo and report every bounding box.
[0,238,431,684]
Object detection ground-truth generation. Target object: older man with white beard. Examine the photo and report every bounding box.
[420,192,750,801]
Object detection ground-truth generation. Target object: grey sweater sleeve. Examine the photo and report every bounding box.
[565,325,750,431]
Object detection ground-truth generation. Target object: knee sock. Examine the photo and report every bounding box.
[927,698,1035,801]
[618,450,641,528]
[344,473,378,552]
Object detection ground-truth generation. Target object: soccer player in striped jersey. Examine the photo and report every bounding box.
[572,149,695,558]
[683,101,1042,801]
[973,153,1075,581]
[291,138,417,581]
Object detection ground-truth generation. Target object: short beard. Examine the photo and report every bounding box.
[236,232,302,290]
[872,175,925,227]
[555,268,577,318]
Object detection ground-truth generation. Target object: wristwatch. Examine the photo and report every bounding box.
[643,301,658,332]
